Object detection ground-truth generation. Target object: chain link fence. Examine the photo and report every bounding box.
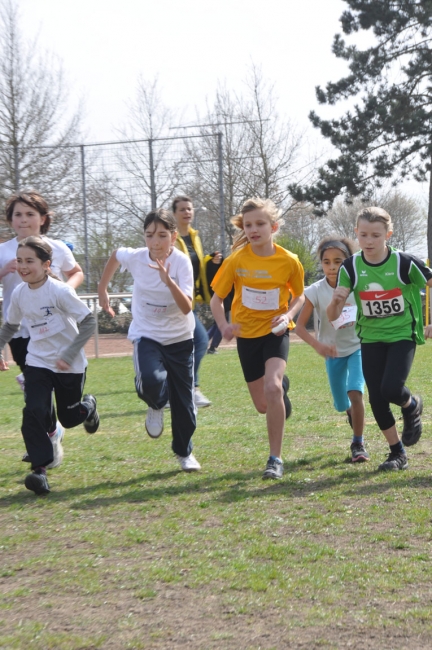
[7,132,227,293]
[1,132,227,346]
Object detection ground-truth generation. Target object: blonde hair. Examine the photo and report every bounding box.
[356,206,393,231]
[231,197,283,251]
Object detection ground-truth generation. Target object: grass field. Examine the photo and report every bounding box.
[1,342,432,649]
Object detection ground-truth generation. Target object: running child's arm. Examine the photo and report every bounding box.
[56,313,96,371]
[295,298,337,358]
[64,263,84,289]
[0,259,17,279]
[271,294,305,336]
[327,287,350,321]
[0,322,21,371]
[210,293,240,341]
[98,251,121,317]
[149,259,192,314]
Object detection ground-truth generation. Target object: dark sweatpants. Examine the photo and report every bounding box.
[361,340,416,431]
[133,337,196,457]
[10,336,58,430]
[22,366,89,469]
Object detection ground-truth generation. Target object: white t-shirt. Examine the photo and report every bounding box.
[305,277,360,357]
[116,246,195,345]
[7,276,91,373]
[0,236,77,338]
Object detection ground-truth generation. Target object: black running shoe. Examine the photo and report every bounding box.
[22,453,31,462]
[378,451,408,471]
[401,394,423,447]
[282,375,291,419]
[262,457,284,480]
[82,394,100,434]
[25,470,50,495]
[350,442,369,463]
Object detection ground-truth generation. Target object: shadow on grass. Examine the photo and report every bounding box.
[2,463,432,511]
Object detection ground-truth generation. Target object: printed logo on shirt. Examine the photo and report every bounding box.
[253,270,272,279]
[41,305,55,316]
[385,272,395,276]
[236,268,273,279]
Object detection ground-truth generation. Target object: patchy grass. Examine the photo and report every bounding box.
[1,342,432,649]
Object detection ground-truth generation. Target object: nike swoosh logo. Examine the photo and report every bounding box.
[374,293,387,299]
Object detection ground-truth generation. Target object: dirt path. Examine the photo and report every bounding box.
[83,332,306,359]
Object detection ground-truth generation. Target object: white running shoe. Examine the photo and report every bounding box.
[177,453,201,472]
[145,407,164,438]
[15,373,25,391]
[47,422,65,469]
[194,388,211,408]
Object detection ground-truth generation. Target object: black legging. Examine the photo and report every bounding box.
[361,340,416,431]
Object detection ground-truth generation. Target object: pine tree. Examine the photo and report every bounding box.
[289,0,432,257]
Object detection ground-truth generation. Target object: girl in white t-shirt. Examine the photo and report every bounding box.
[0,190,84,466]
[296,237,367,462]
[0,237,99,496]
[98,208,200,472]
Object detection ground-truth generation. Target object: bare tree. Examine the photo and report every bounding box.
[178,66,315,252]
[325,191,426,253]
[0,0,83,241]
[116,76,184,216]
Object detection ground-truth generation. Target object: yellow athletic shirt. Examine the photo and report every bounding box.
[211,243,304,339]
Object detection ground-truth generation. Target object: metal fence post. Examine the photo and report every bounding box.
[80,145,90,292]
[148,138,157,209]
[217,132,226,256]
[93,297,99,359]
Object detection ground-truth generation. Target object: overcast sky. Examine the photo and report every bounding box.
[16,0,429,255]
[19,0,353,141]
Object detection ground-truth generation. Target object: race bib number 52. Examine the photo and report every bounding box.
[359,288,404,318]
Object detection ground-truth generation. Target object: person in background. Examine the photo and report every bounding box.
[172,195,222,407]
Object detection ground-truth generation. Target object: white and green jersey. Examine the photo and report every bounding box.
[338,247,432,345]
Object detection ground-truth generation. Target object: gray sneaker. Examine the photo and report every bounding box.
[82,395,100,434]
[378,451,408,471]
[401,394,423,447]
[262,456,284,480]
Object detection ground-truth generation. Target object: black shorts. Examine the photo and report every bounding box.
[236,331,289,383]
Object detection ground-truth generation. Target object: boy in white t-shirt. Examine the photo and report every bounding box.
[296,237,367,463]
[98,208,200,472]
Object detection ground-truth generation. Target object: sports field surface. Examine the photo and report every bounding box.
[1,343,432,649]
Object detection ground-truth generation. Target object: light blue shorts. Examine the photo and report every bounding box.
[325,349,364,412]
